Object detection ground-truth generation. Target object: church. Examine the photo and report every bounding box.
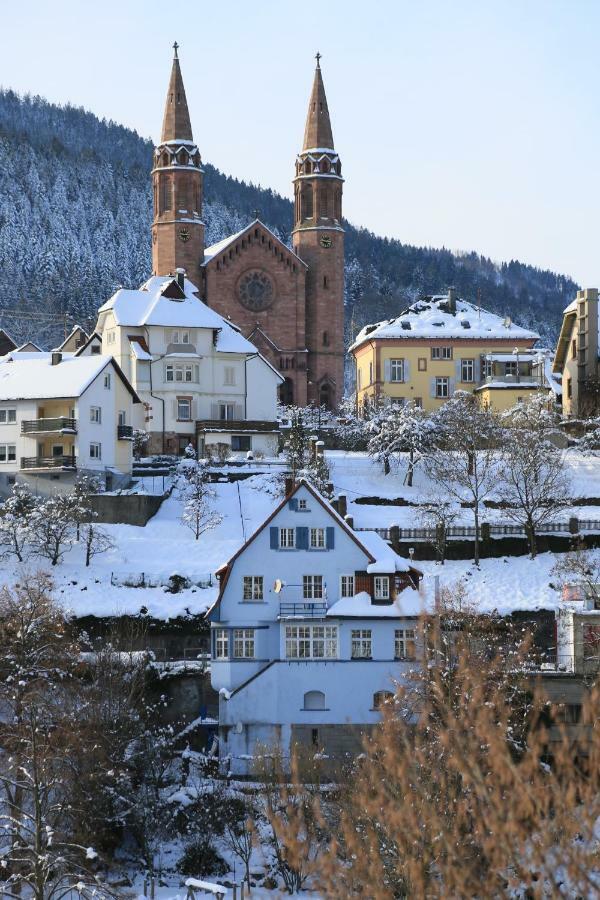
[151,45,345,410]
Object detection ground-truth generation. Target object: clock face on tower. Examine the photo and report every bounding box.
[320,234,332,248]
[179,227,190,243]
[237,270,275,311]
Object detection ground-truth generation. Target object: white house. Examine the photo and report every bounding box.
[207,480,423,775]
[0,350,140,496]
[95,271,283,457]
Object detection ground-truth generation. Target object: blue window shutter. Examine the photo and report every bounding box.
[296,527,308,549]
[430,377,437,398]
[455,359,462,381]
[326,526,335,549]
[288,498,298,511]
[270,527,278,549]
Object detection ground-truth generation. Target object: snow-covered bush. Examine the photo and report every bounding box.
[0,482,38,562]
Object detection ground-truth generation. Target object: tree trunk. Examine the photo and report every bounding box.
[384,455,390,475]
[407,449,414,487]
[473,504,480,566]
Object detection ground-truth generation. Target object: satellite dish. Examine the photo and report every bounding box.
[274,579,283,594]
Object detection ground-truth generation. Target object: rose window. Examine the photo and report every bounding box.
[237,270,274,311]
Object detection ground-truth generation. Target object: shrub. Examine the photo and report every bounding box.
[177,838,228,877]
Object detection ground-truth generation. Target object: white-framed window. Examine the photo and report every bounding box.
[90,406,101,424]
[0,409,16,424]
[166,364,196,383]
[89,442,102,460]
[215,628,229,659]
[285,624,338,659]
[351,629,372,659]
[243,575,264,601]
[171,330,190,345]
[280,527,295,549]
[505,361,518,376]
[177,398,191,421]
[431,347,452,360]
[390,359,404,382]
[298,499,308,511]
[309,527,326,549]
[224,366,236,386]
[303,575,324,599]
[103,373,111,389]
[461,359,474,382]
[435,377,449,398]
[232,435,251,452]
[481,359,493,379]
[219,402,236,421]
[118,410,126,425]
[233,628,255,659]
[340,575,355,598]
[373,690,394,710]
[395,628,416,660]
[374,576,390,600]
[0,444,16,463]
[105,330,116,345]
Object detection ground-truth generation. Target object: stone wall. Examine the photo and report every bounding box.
[89,491,167,526]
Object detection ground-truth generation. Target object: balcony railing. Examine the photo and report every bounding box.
[21,417,77,434]
[20,455,77,471]
[279,602,328,619]
[117,424,134,440]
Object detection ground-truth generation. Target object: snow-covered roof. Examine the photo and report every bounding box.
[202,226,249,263]
[202,219,307,268]
[350,294,540,349]
[98,276,258,355]
[0,350,73,363]
[358,530,412,574]
[0,354,115,400]
[129,338,153,361]
[327,590,422,618]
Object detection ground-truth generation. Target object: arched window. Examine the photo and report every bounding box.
[322,331,329,346]
[304,159,312,175]
[373,690,394,710]
[302,186,314,220]
[319,382,332,410]
[179,150,188,166]
[320,188,329,218]
[160,176,172,213]
[304,690,326,710]
[321,158,330,173]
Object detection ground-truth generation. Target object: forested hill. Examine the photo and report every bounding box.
[0,88,577,348]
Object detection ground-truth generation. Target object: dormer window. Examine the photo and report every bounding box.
[374,576,390,600]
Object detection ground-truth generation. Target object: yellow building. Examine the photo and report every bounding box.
[553,288,599,418]
[350,290,543,414]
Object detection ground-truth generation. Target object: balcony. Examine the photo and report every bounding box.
[117,424,134,440]
[20,455,77,471]
[279,602,328,619]
[21,417,77,435]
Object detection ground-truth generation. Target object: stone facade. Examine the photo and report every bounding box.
[151,49,345,409]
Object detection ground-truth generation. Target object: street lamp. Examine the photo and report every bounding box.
[513,347,520,383]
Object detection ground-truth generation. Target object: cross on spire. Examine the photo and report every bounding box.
[315,51,321,68]
[173,41,179,58]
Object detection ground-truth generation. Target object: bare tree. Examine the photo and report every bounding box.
[425,392,498,565]
[30,495,77,565]
[367,400,433,484]
[0,483,38,562]
[499,395,571,557]
[83,522,113,566]
[178,462,223,541]
[417,493,459,564]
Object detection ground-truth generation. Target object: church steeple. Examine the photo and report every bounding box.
[161,42,193,143]
[151,44,205,287]
[302,52,334,151]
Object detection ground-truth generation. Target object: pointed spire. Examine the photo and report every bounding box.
[302,53,334,152]
[160,43,193,143]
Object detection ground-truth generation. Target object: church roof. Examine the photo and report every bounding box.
[202,219,307,268]
[160,45,193,143]
[98,275,260,355]
[302,56,335,153]
[350,293,540,350]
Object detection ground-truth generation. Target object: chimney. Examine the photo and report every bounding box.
[315,440,325,458]
[51,351,62,366]
[447,287,457,314]
[284,476,294,497]
[176,267,186,291]
[344,514,354,529]
[337,494,347,517]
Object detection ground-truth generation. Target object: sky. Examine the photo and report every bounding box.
[1,0,599,286]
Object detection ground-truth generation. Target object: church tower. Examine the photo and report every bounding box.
[152,44,204,286]
[292,54,345,409]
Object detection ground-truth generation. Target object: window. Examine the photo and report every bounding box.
[224,366,236,386]
[280,527,295,549]
[505,361,517,376]
[431,347,452,360]
[0,409,16,424]
[340,575,355,597]
[215,629,229,659]
[243,576,264,601]
[572,339,577,358]
[414,398,423,408]
[395,628,416,660]
[166,364,196,383]
[91,345,101,355]
[369,361,373,385]
[298,499,308,511]
[172,330,190,345]
[232,435,251,452]
[351,629,372,659]
[103,373,111,389]
[567,379,572,399]
[233,628,255,658]
[418,358,427,372]
[105,330,116,345]
[177,398,191,421]
[285,625,337,659]
[374,576,390,600]
[435,377,449,398]
[389,359,404,382]
[481,359,493,379]
[118,410,126,425]
[219,403,236,421]
[90,406,101,424]
[89,442,102,460]
[461,359,474,382]
[0,444,16,463]
[303,575,324,599]
[310,528,326,549]
[373,690,394,710]
[303,690,326,710]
